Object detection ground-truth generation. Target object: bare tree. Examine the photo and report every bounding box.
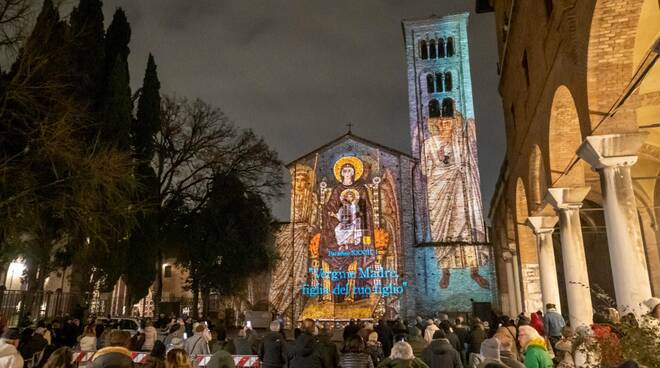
[0,0,34,62]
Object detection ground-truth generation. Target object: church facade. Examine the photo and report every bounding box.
[269,13,497,320]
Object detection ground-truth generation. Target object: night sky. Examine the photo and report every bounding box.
[101,0,506,221]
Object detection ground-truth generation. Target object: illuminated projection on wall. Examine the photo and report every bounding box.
[269,135,415,320]
[404,13,496,313]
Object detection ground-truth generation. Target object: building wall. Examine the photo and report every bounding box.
[488,0,660,314]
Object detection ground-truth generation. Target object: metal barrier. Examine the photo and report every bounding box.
[72,351,261,368]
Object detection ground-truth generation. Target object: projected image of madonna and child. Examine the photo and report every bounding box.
[301,155,405,319]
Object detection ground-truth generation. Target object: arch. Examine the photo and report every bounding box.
[444,72,453,92]
[547,86,584,187]
[420,40,428,60]
[441,98,454,117]
[426,74,435,94]
[446,37,455,57]
[528,145,548,212]
[514,178,536,265]
[435,73,443,92]
[428,99,440,118]
[429,39,437,59]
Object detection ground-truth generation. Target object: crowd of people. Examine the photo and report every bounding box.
[0,296,658,368]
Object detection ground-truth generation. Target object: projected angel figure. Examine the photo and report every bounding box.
[422,116,489,290]
[318,156,376,303]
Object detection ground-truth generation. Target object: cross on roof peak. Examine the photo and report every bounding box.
[346,122,353,133]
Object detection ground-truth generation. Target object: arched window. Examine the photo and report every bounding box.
[420,40,428,60]
[435,73,443,92]
[429,99,440,118]
[444,72,452,91]
[441,98,454,117]
[429,39,437,59]
[426,74,435,93]
[437,38,445,58]
[446,37,455,57]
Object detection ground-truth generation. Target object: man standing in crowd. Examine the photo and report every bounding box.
[543,303,565,348]
[259,321,287,368]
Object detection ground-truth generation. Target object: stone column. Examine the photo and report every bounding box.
[509,243,524,313]
[546,187,593,327]
[578,133,653,315]
[526,216,562,313]
[502,251,518,315]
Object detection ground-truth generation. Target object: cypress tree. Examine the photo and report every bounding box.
[69,0,105,111]
[134,54,161,161]
[105,9,131,82]
[101,56,132,150]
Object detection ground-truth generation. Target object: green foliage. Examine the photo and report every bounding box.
[176,173,276,297]
[104,9,131,76]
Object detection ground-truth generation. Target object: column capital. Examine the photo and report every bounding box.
[526,216,559,235]
[577,132,649,169]
[545,187,590,210]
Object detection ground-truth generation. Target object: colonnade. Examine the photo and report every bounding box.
[507,133,653,326]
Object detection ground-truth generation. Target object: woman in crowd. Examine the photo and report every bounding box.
[517,326,552,368]
[143,320,158,352]
[143,341,167,368]
[166,349,193,368]
[42,347,74,368]
[79,324,97,352]
[339,335,373,368]
[377,341,429,368]
[366,332,384,366]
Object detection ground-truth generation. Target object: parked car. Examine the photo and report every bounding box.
[96,317,141,336]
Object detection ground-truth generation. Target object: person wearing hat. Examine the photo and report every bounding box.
[543,303,565,349]
[0,329,24,368]
[476,338,508,368]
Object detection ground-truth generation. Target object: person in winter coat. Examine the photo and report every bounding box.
[79,324,98,352]
[233,329,254,356]
[288,331,323,368]
[377,341,428,368]
[529,313,544,337]
[468,320,487,362]
[421,330,461,368]
[494,326,521,363]
[210,329,235,355]
[543,304,565,348]
[88,330,134,368]
[258,321,287,368]
[0,329,23,368]
[344,320,361,341]
[339,335,374,368]
[205,349,235,368]
[517,326,552,368]
[375,319,393,358]
[366,331,384,366]
[142,321,158,352]
[317,328,340,368]
[143,341,167,368]
[20,327,48,360]
[476,338,508,368]
[495,336,525,368]
[422,321,438,344]
[554,327,575,368]
[183,325,210,357]
[438,321,461,355]
[404,327,426,359]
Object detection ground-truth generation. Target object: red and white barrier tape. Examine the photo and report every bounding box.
[72,351,260,368]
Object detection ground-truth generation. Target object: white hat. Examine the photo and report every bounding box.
[644,297,660,312]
